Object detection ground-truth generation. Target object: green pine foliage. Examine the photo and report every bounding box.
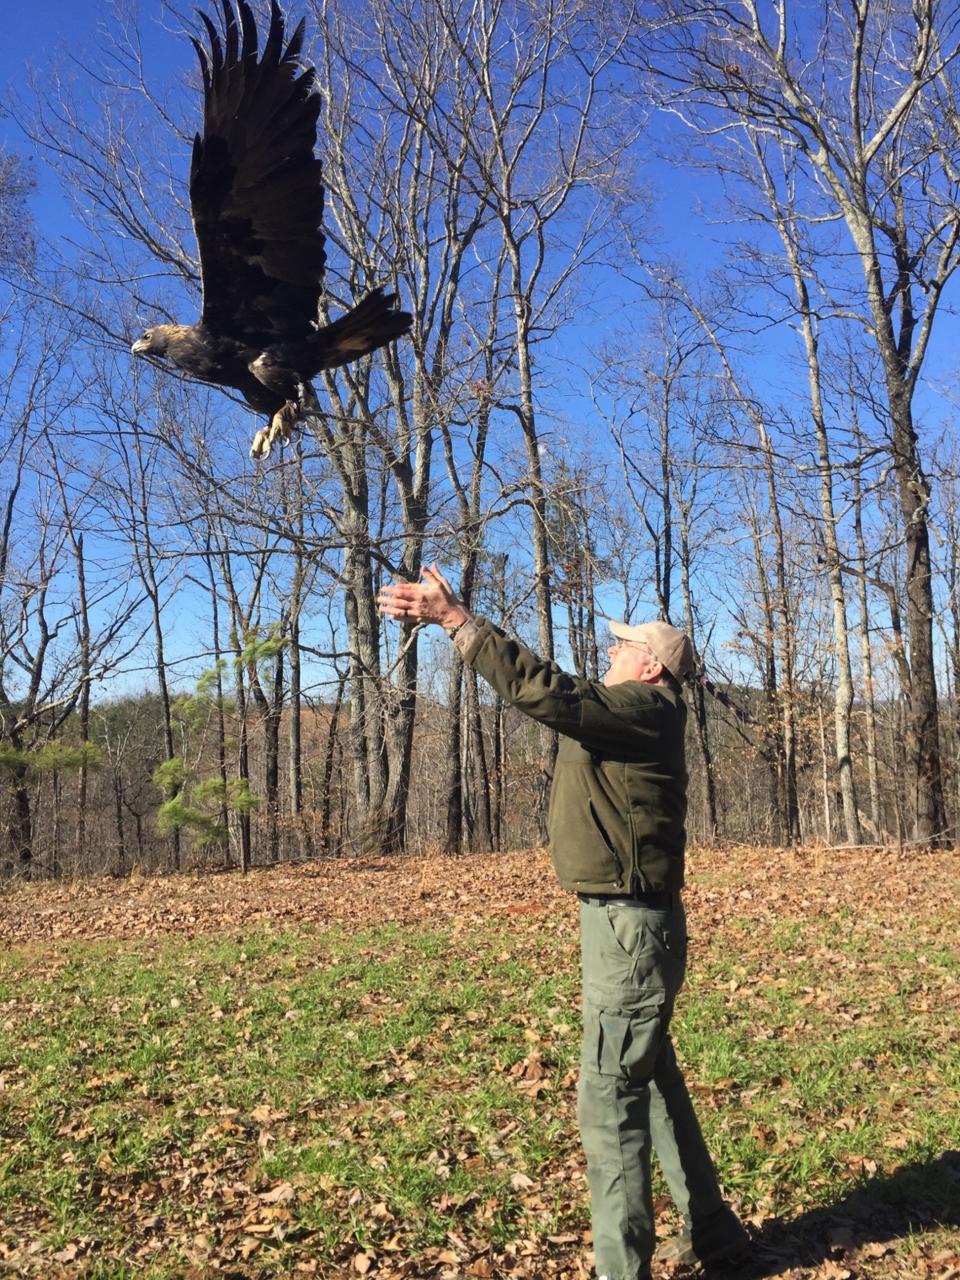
[0,741,102,776]
[152,651,274,847]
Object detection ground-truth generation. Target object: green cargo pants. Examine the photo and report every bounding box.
[577,894,726,1280]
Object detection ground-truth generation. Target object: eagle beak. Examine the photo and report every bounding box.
[131,338,150,355]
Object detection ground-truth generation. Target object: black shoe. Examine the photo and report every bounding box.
[655,1205,749,1267]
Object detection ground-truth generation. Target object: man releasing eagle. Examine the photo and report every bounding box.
[131,0,411,460]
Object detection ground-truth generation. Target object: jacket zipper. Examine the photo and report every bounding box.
[589,801,624,887]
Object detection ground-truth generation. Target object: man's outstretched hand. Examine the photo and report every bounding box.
[377,564,472,633]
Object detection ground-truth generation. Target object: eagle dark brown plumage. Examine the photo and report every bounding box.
[131,0,411,459]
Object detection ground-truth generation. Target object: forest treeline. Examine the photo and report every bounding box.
[2,0,960,880]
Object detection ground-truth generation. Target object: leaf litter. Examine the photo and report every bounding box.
[0,843,958,1278]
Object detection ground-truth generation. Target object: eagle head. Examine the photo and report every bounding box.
[131,325,176,357]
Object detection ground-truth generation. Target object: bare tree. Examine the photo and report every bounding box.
[0,147,35,276]
[100,378,186,870]
[643,0,960,843]
[436,258,511,853]
[0,310,141,876]
[453,0,643,833]
[598,297,729,839]
[851,459,885,839]
[729,134,862,842]
[325,0,645,838]
[645,278,801,840]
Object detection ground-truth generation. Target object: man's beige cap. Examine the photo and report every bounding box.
[610,619,695,681]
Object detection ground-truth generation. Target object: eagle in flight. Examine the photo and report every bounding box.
[131,0,411,460]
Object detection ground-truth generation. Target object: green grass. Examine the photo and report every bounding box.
[0,901,958,1276]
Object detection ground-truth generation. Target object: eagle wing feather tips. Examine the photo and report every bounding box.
[190,0,326,348]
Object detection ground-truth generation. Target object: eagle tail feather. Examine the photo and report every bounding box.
[314,288,413,372]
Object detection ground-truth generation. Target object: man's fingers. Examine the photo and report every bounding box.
[378,583,417,602]
[424,563,453,592]
[431,563,453,591]
[378,573,457,629]
[377,580,425,623]
[379,602,415,622]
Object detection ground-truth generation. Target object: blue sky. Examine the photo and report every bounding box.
[2,2,178,218]
[2,0,959,695]
[5,0,957,377]
[1,2,737,283]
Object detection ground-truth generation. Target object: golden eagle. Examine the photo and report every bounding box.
[131,0,411,460]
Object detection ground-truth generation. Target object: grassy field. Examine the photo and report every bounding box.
[1,845,959,1279]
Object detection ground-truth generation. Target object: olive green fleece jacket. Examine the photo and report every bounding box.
[454,616,688,894]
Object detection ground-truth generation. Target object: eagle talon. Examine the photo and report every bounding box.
[276,400,299,442]
[250,427,270,461]
[250,401,299,461]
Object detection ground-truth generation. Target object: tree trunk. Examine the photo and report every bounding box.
[852,465,884,838]
[267,640,284,863]
[890,396,945,842]
[944,488,960,841]
[51,770,62,880]
[761,172,861,844]
[205,546,229,838]
[859,194,946,844]
[230,621,252,874]
[759,434,800,843]
[288,576,305,857]
[818,699,832,841]
[466,667,493,852]
[343,521,389,852]
[12,763,32,878]
[485,553,509,851]
[679,520,718,841]
[113,764,126,875]
[748,507,786,844]
[74,533,91,872]
[320,676,346,856]
[442,651,465,854]
[512,293,556,842]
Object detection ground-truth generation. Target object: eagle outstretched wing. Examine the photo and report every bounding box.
[189,0,325,347]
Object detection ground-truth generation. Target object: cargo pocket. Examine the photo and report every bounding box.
[591,995,666,1082]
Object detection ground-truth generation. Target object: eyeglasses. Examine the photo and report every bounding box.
[609,638,652,656]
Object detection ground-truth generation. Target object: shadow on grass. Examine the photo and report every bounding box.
[710,1151,960,1277]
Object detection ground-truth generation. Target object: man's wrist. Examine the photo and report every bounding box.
[443,607,473,635]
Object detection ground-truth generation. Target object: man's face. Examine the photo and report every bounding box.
[603,638,664,687]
